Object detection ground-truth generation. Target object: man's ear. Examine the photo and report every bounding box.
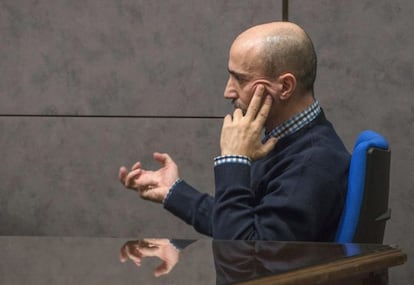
[277,73,296,100]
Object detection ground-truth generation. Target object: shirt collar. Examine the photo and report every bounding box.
[263,100,321,143]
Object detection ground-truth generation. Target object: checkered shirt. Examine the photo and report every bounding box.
[262,100,321,143]
[214,100,321,167]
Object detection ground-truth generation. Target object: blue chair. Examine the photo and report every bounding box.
[335,130,391,243]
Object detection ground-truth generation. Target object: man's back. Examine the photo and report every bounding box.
[250,111,350,241]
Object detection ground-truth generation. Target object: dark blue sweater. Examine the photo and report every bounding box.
[164,111,350,241]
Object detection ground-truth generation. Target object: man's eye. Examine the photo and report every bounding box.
[234,75,246,84]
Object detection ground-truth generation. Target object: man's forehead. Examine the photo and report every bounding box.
[228,55,249,76]
[229,40,263,74]
[231,36,263,53]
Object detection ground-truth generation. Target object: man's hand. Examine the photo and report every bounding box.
[220,85,278,161]
[120,239,180,277]
[118,152,179,203]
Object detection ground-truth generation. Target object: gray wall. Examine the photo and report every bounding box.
[0,0,282,237]
[0,0,412,283]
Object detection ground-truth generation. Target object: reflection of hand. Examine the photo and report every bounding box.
[120,239,180,277]
[220,85,277,161]
[118,152,179,203]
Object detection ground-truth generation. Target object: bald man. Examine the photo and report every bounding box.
[119,22,350,241]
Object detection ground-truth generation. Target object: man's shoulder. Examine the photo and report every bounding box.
[259,121,350,171]
[295,123,350,163]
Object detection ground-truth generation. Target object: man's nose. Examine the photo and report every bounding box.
[224,78,238,99]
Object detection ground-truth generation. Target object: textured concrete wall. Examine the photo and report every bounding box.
[289,1,414,284]
[0,0,282,239]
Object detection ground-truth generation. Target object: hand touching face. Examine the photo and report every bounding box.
[220,85,278,161]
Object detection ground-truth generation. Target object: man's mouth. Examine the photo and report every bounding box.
[232,100,247,115]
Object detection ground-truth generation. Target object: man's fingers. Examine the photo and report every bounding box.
[153,152,173,166]
[223,114,232,126]
[245,85,265,119]
[255,95,273,126]
[120,245,128,262]
[154,261,171,277]
[135,174,158,189]
[125,169,141,188]
[118,167,128,184]
[131,161,141,171]
[232,108,243,121]
[120,242,142,264]
[121,167,157,191]
[126,251,142,265]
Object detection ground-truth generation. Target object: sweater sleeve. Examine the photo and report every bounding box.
[213,158,345,241]
[163,180,214,236]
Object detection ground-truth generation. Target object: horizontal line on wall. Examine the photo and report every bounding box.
[0,114,224,119]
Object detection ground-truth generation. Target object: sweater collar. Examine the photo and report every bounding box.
[263,101,321,143]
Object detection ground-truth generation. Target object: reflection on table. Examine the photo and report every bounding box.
[0,236,407,285]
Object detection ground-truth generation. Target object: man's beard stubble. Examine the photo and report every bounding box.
[232,99,247,115]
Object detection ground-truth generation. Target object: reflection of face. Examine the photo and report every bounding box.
[224,41,267,114]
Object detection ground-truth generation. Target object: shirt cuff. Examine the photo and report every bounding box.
[214,155,251,167]
[163,178,182,204]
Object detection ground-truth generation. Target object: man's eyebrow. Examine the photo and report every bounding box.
[227,68,249,80]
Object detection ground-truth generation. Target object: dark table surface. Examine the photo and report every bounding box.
[0,236,406,285]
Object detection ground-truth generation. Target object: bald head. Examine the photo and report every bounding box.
[233,22,317,93]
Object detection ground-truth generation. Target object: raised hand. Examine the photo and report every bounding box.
[118,152,179,203]
[220,85,278,161]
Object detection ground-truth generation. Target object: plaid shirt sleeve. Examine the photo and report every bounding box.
[214,155,252,167]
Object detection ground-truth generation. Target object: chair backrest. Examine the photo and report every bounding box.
[335,130,391,243]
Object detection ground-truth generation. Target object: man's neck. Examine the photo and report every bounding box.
[265,93,315,132]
